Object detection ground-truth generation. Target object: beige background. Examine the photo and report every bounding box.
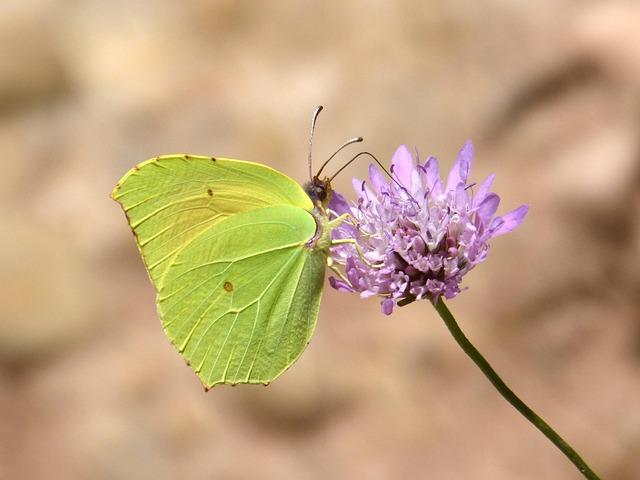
[1,1,639,479]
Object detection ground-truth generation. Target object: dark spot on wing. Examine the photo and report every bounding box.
[211,157,217,162]
[224,281,233,292]
[207,188,213,196]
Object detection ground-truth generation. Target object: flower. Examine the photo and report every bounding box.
[328,141,528,315]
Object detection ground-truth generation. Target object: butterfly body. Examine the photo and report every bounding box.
[112,155,337,388]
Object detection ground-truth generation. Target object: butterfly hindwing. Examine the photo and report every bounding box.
[111,155,314,290]
[158,205,326,387]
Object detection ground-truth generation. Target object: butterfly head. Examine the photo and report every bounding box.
[304,176,332,209]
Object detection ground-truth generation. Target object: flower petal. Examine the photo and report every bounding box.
[474,173,495,206]
[368,164,387,194]
[476,193,500,224]
[329,276,354,292]
[328,190,351,215]
[381,298,395,315]
[410,165,423,196]
[446,140,473,191]
[431,178,443,198]
[423,156,440,190]
[455,184,471,211]
[391,145,414,188]
[492,205,529,236]
[352,177,376,203]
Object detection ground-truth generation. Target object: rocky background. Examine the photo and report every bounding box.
[1,1,639,479]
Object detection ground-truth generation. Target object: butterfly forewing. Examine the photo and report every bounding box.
[111,156,314,290]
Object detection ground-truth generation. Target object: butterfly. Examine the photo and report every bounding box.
[111,107,359,389]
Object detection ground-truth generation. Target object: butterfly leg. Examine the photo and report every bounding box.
[325,212,383,268]
[327,261,351,285]
[326,213,350,229]
[330,237,384,269]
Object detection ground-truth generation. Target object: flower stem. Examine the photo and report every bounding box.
[433,300,600,480]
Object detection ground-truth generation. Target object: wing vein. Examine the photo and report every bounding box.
[267,253,309,378]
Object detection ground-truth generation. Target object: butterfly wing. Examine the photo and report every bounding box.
[158,205,325,387]
[111,155,313,289]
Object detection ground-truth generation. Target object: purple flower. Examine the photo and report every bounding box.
[328,141,528,315]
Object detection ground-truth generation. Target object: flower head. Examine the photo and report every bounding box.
[328,141,528,315]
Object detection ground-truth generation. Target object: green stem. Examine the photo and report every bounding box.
[433,300,600,480]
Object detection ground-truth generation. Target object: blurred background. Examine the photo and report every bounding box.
[1,1,639,479]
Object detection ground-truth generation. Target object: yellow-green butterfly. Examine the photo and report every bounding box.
[112,107,358,389]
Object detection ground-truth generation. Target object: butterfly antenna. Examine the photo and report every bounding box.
[329,151,419,204]
[315,136,364,178]
[307,105,324,181]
